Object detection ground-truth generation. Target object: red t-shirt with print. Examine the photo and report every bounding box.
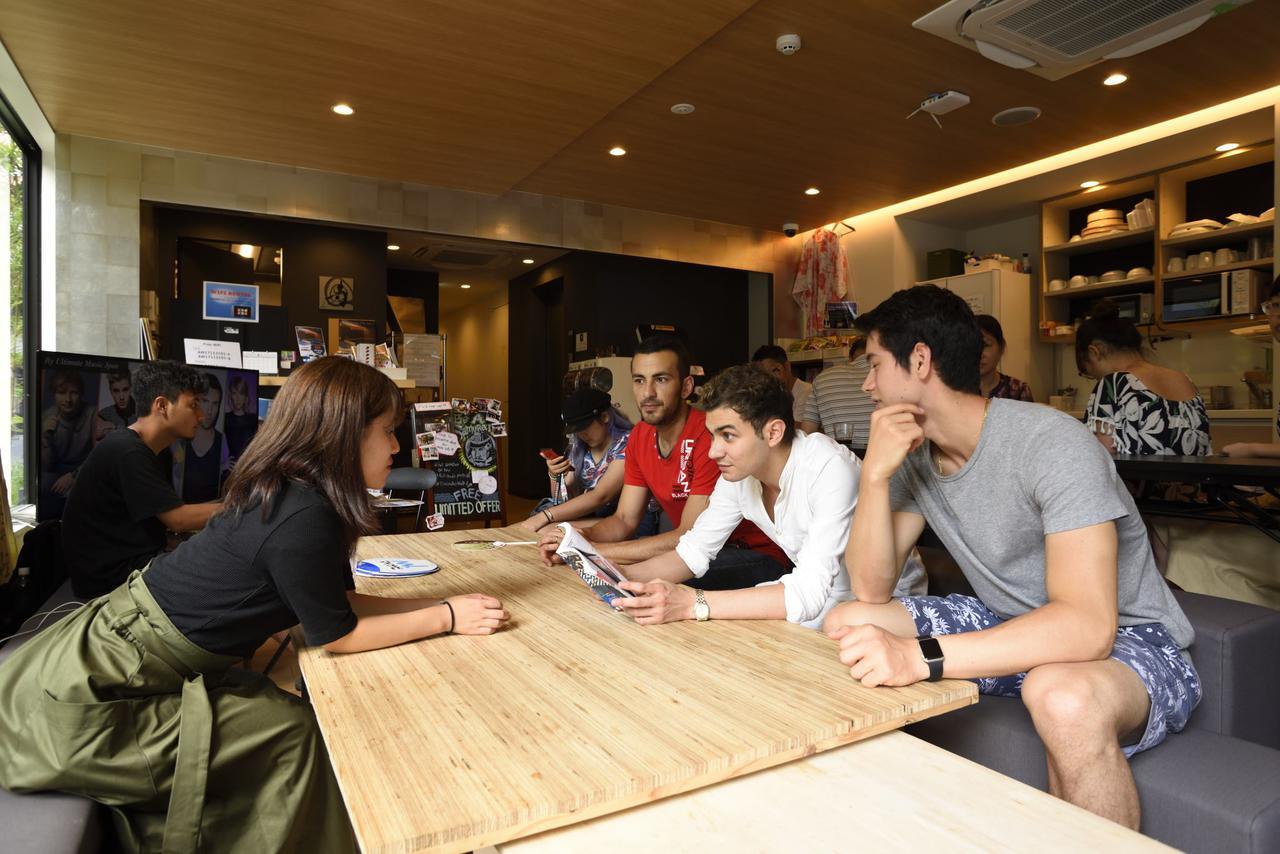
[624,407,789,565]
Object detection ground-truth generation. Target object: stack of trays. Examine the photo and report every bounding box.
[1080,208,1129,239]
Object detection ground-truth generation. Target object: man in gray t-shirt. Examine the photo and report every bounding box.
[822,285,1198,832]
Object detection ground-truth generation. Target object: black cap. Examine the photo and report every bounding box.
[561,388,612,432]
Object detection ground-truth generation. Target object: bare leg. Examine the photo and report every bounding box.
[822,599,917,637]
[1020,660,1151,829]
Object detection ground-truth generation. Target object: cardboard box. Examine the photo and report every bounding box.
[1229,269,1266,315]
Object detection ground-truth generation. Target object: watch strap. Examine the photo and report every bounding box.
[917,635,944,682]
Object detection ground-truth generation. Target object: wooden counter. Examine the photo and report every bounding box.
[297,527,977,853]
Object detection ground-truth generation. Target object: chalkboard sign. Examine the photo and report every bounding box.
[413,402,506,525]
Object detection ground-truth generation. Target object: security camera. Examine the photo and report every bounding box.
[783,222,799,237]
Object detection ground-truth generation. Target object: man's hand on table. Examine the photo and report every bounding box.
[538,525,569,566]
[612,580,695,625]
[827,623,929,687]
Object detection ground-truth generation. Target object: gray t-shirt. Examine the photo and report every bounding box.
[889,399,1193,649]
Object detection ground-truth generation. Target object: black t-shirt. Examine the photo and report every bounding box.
[61,428,183,598]
[146,481,358,658]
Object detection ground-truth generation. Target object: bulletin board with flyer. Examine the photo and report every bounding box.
[412,398,507,527]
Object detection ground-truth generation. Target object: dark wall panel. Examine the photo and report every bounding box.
[507,251,750,497]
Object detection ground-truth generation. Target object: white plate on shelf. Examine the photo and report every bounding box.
[1099,270,1126,282]
[1126,267,1151,279]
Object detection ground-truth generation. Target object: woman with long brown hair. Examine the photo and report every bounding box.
[0,357,508,851]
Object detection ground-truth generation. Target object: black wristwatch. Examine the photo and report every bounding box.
[917,635,944,682]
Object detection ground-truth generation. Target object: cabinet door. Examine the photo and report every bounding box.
[942,271,1000,318]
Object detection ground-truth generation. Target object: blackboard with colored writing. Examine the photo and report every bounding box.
[415,406,506,524]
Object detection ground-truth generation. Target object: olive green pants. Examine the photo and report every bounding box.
[0,571,357,853]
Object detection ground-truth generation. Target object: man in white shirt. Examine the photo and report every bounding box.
[614,364,925,628]
[751,345,812,426]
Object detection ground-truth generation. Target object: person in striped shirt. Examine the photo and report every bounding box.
[798,336,876,447]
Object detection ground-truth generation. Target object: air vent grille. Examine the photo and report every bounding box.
[993,0,1201,58]
[432,249,501,266]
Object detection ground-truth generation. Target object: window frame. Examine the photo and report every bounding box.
[0,88,42,506]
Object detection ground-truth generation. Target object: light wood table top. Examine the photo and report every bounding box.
[489,729,1172,853]
[297,527,977,853]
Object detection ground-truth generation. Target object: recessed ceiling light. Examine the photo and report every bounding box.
[804,187,820,196]
[1103,73,1128,86]
[460,284,472,289]
[670,103,695,115]
[331,103,354,116]
[387,244,400,251]
[236,244,254,258]
[1216,142,1240,152]
[522,258,535,264]
[608,146,627,156]
[1079,180,1100,189]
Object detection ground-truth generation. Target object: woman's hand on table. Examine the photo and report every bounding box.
[612,580,694,625]
[444,594,510,635]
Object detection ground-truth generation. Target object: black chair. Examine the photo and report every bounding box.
[383,467,438,532]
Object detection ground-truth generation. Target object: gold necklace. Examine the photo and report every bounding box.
[935,398,990,476]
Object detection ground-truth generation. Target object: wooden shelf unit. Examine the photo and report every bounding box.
[1038,140,1275,345]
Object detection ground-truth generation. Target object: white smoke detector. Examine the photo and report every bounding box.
[776,34,802,55]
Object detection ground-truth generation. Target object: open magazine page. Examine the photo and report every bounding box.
[554,523,634,610]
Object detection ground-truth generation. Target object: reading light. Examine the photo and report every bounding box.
[1216,142,1240,152]
[608,146,627,156]
[331,103,354,116]
[1103,73,1128,87]
[804,187,820,196]
[1080,180,1100,189]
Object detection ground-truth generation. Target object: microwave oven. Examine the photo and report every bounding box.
[1109,292,1154,324]
[1163,275,1227,322]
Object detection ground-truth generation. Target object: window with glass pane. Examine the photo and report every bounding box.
[0,113,28,504]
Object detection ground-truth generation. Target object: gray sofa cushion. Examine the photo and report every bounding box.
[1174,590,1280,748]
[908,697,1280,853]
[0,581,103,854]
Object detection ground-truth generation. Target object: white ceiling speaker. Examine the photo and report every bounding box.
[775,34,802,55]
[991,106,1042,126]
[913,0,1253,80]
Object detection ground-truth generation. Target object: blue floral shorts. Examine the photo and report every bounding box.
[900,593,1201,758]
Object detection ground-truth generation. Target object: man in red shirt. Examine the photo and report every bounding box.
[539,335,789,589]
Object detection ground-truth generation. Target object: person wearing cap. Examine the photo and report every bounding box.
[522,387,635,533]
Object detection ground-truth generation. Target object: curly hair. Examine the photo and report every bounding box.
[697,363,794,443]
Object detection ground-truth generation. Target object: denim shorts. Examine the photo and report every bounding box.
[900,593,1201,758]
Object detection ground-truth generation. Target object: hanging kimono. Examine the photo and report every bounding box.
[791,228,850,337]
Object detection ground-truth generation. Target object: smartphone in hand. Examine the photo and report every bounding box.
[539,448,559,460]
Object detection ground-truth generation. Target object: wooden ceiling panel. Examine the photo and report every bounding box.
[1,0,1278,230]
[515,0,1280,229]
[0,0,756,191]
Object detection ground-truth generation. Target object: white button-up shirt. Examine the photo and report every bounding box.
[675,431,926,628]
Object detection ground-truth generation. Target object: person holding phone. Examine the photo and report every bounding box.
[523,388,635,532]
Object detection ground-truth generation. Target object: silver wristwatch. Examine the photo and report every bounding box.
[693,589,711,622]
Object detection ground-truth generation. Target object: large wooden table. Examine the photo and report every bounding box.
[297,526,977,853]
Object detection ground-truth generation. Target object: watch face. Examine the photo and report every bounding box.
[694,602,710,620]
[918,636,943,662]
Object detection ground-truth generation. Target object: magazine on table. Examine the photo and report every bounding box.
[554,523,635,610]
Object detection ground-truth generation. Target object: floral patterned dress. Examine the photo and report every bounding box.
[986,373,1034,402]
[791,227,850,336]
[1084,372,1211,456]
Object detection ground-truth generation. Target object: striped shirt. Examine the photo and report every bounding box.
[801,356,875,446]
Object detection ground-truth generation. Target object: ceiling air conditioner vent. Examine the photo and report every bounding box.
[914,0,1252,80]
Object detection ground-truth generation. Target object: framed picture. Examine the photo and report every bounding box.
[319,275,355,311]
[202,281,259,323]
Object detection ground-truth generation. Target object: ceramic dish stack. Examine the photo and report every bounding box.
[1126,199,1155,229]
[1080,208,1128,239]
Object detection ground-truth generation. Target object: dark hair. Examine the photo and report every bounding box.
[1075,299,1143,374]
[634,333,692,379]
[49,369,84,393]
[853,285,982,394]
[751,344,788,365]
[222,357,404,553]
[697,364,795,443]
[106,370,132,386]
[132,360,207,417]
[973,314,1005,349]
[228,374,249,396]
